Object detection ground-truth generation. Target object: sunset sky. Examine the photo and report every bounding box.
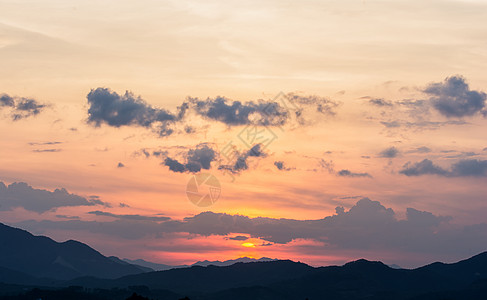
[1,0,487,268]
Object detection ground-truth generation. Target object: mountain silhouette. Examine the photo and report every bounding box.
[1,222,487,299]
[0,222,148,280]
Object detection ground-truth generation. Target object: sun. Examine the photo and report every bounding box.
[241,242,256,248]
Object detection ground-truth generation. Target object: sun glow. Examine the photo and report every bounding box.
[241,242,256,248]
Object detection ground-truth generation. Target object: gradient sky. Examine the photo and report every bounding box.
[1,0,487,268]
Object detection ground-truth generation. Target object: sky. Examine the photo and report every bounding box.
[1,0,487,269]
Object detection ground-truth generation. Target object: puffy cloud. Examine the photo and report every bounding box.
[162,144,217,173]
[0,93,47,120]
[378,146,399,158]
[0,181,109,213]
[424,76,486,118]
[86,88,341,136]
[86,88,177,136]
[186,96,289,126]
[0,94,15,107]
[451,159,487,177]
[399,159,449,176]
[400,159,487,177]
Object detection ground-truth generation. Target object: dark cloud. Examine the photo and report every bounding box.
[378,146,399,158]
[337,169,372,178]
[274,161,293,171]
[0,93,48,120]
[13,98,47,120]
[16,198,487,258]
[0,181,109,213]
[369,98,393,107]
[187,96,289,127]
[424,76,486,118]
[228,235,249,241]
[163,144,217,173]
[32,149,61,153]
[88,211,170,222]
[86,89,340,136]
[28,141,62,146]
[117,162,125,168]
[451,159,487,177]
[86,88,177,136]
[119,203,130,208]
[0,94,15,107]
[399,159,449,176]
[219,144,267,173]
[400,159,487,177]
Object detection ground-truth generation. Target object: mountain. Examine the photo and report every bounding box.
[1,222,487,299]
[0,222,148,280]
[64,252,487,300]
[192,257,277,267]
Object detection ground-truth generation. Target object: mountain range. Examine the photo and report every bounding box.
[1,222,486,300]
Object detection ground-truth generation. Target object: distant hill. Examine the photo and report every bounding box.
[192,257,277,267]
[0,222,149,280]
[123,256,278,272]
[122,258,188,271]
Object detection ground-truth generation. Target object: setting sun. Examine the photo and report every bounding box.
[241,242,256,248]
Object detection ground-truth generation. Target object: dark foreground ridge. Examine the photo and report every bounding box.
[1,222,487,299]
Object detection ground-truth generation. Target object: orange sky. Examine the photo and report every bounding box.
[1,0,487,268]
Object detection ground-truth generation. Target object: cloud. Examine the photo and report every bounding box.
[0,181,109,213]
[86,88,178,136]
[319,159,372,178]
[162,143,218,173]
[400,159,487,177]
[86,89,340,136]
[0,93,48,120]
[88,211,170,222]
[424,75,487,118]
[407,146,432,154]
[32,149,62,153]
[16,198,487,257]
[368,98,393,107]
[117,162,125,168]
[337,169,372,178]
[399,159,449,176]
[450,159,487,177]
[28,141,62,146]
[228,235,249,241]
[186,96,289,126]
[274,161,293,171]
[380,120,468,130]
[218,143,267,173]
[378,146,399,158]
